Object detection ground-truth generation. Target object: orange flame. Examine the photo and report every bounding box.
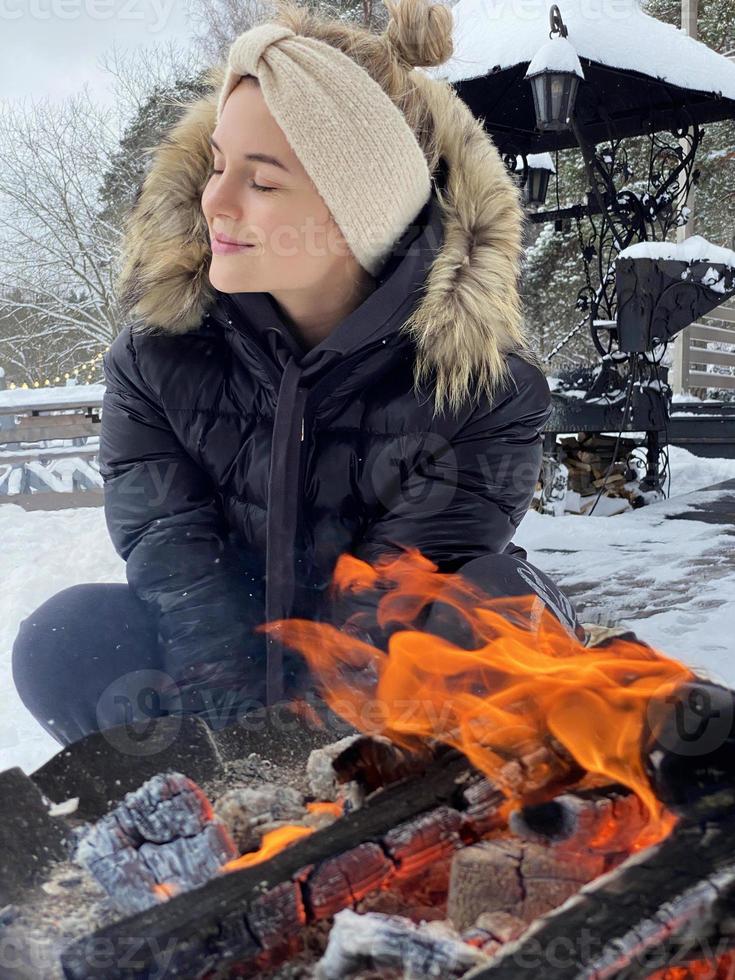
[218,801,345,873]
[152,881,180,900]
[307,801,344,818]
[647,953,735,978]
[220,824,316,873]
[258,547,694,843]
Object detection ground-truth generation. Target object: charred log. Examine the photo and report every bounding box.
[71,772,238,915]
[464,812,735,980]
[448,838,605,931]
[644,680,735,818]
[314,908,487,979]
[61,748,504,979]
[213,783,307,853]
[329,734,436,794]
[509,786,649,855]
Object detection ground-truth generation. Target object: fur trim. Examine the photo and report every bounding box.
[116,64,541,415]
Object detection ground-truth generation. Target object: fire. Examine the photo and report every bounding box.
[307,801,343,818]
[219,801,344,873]
[258,547,694,844]
[221,824,315,872]
[648,954,735,978]
[152,882,180,900]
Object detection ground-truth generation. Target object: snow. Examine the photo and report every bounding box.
[426,0,735,102]
[2,445,735,776]
[617,235,735,267]
[526,36,586,79]
[0,505,125,776]
[516,152,556,172]
[0,384,105,409]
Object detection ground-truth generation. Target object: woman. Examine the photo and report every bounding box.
[12,0,586,747]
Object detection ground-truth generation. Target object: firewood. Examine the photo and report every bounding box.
[314,909,488,980]
[213,783,306,853]
[644,680,735,819]
[306,734,365,804]
[330,734,436,794]
[61,749,503,979]
[508,787,648,855]
[592,472,626,488]
[447,838,604,931]
[70,771,238,915]
[463,812,735,980]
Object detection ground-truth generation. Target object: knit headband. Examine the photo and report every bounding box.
[216,22,432,277]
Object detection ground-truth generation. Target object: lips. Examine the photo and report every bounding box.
[211,231,257,255]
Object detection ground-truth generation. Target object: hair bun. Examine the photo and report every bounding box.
[383,0,454,70]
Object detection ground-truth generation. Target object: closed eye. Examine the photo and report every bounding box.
[209,168,277,193]
[248,179,277,193]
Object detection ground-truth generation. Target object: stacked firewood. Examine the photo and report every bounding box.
[558,433,641,499]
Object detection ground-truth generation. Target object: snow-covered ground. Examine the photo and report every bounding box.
[2,444,735,777]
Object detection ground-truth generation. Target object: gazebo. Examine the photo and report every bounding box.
[424,0,735,510]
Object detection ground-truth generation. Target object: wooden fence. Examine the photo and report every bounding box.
[0,385,105,511]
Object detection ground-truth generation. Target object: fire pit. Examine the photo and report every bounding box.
[2,549,733,979]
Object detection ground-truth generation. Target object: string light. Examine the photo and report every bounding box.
[7,350,108,391]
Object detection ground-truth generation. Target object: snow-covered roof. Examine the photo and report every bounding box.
[526,35,585,79]
[426,0,735,102]
[617,235,735,267]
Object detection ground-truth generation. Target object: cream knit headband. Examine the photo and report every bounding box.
[216,22,432,277]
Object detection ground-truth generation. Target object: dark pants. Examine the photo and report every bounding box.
[11,549,585,749]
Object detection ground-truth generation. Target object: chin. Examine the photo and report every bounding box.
[208,262,259,294]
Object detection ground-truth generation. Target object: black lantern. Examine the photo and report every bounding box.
[525,5,584,132]
[523,153,555,205]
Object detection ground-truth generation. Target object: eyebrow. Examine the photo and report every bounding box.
[209,136,291,174]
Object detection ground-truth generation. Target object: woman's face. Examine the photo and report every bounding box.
[202,78,354,295]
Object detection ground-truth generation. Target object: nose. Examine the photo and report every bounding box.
[202,170,244,223]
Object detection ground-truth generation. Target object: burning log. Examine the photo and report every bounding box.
[213,782,307,853]
[304,732,435,811]
[463,812,735,980]
[644,679,735,818]
[508,786,649,854]
[60,748,504,979]
[306,733,362,800]
[328,733,436,794]
[464,911,529,955]
[314,908,488,979]
[71,771,238,915]
[447,839,605,931]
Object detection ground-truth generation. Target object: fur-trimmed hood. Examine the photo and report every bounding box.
[116,64,541,415]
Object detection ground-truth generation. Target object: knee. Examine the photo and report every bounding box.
[454,552,586,642]
[456,552,530,596]
[12,585,111,695]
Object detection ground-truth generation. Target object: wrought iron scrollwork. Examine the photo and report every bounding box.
[551,117,704,362]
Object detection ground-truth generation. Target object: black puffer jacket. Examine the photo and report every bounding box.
[100,70,551,710]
